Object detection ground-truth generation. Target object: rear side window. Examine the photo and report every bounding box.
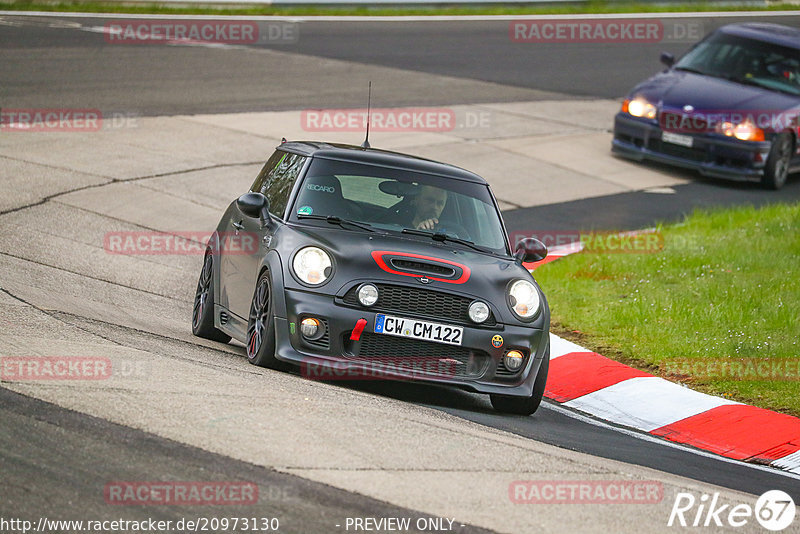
[250,151,307,219]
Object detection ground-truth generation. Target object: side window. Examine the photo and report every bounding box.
[250,151,306,219]
[250,151,284,194]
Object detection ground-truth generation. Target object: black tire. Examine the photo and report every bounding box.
[490,350,549,416]
[246,270,282,369]
[191,250,231,343]
[762,133,792,190]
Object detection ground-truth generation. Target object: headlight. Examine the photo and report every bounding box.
[715,120,765,142]
[508,279,541,319]
[623,97,657,120]
[357,283,379,306]
[504,350,525,371]
[292,246,332,285]
[468,301,490,323]
[300,317,324,340]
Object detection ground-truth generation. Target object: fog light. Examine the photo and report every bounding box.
[301,317,322,339]
[504,350,525,371]
[468,301,490,323]
[357,283,379,306]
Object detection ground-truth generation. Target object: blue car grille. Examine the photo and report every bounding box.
[647,138,708,163]
[659,110,710,134]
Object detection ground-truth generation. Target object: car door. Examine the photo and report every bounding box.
[220,150,306,321]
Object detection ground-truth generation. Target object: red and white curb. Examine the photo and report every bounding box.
[527,241,800,476]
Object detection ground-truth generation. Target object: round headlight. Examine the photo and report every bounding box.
[357,284,379,306]
[468,301,490,323]
[293,247,332,285]
[504,350,525,371]
[300,317,323,339]
[508,279,540,319]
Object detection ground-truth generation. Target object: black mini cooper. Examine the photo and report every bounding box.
[192,141,550,415]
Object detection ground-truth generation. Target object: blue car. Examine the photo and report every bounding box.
[613,23,800,189]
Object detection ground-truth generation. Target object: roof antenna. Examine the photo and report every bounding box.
[361,81,372,149]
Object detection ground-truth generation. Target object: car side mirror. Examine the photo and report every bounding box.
[514,238,548,264]
[660,52,675,68]
[237,192,271,226]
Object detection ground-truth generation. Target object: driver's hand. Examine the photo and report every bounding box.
[416,218,438,230]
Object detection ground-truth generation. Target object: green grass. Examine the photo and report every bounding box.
[534,202,800,417]
[1,0,798,17]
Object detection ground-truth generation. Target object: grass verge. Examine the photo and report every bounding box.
[534,202,800,417]
[1,1,799,17]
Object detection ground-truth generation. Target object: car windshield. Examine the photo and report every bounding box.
[675,32,800,96]
[289,156,510,256]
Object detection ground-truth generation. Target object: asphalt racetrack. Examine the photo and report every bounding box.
[2,11,799,534]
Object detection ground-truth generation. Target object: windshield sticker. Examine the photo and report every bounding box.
[306,184,335,193]
[297,205,313,215]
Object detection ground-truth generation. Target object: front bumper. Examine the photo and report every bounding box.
[612,113,772,182]
[272,284,548,397]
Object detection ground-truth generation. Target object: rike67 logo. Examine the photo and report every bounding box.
[668,490,796,531]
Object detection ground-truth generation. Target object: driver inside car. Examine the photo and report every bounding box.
[404,184,448,230]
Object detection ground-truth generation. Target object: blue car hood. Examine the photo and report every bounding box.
[632,70,800,114]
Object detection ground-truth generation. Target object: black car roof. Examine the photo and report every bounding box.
[277,141,488,184]
[718,23,800,50]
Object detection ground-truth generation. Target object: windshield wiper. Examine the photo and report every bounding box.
[401,228,492,254]
[674,66,707,75]
[297,214,377,233]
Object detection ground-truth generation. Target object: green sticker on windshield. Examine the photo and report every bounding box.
[297,205,313,215]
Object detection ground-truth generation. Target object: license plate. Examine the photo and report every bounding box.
[373,314,463,346]
[662,131,693,147]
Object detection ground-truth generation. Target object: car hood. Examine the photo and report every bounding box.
[631,69,800,115]
[278,223,543,324]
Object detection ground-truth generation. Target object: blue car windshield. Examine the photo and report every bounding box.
[289,157,510,256]
[675,32,800,96]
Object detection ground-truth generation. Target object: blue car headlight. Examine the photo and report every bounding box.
[623,97,657,120]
